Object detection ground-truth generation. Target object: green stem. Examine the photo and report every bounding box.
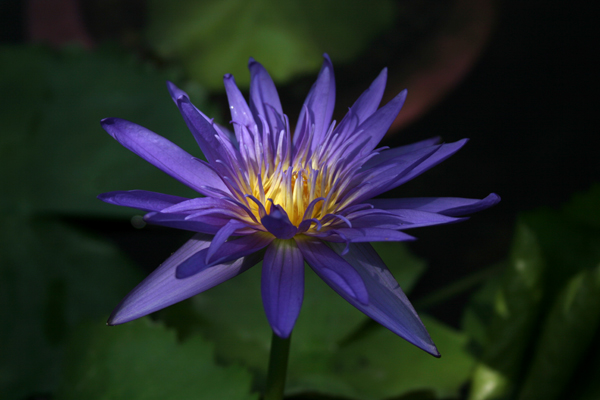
[264,331,291,400]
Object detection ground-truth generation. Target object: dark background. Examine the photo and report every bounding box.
[1,0,597,326]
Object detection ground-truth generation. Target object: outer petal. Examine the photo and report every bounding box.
[357,89,407,154]
[248,58,283,132]
[224,74,257,140]
[206,220,250,263]
[107,233,261,325]
[362,137,441,169]
[143,211,230,234]
[347,140,468,204]
[204,231,274,266]
[369,193,501,217]
[347,209,466,229]
[98,190,189,212]
[316,228,416,243]
[330,242,440,357]
[100,118,228,196]
[296,237,368,305]
[349,68,388,124]
[160,197,240,214]
[176,232,272,278]
[387,139,469,190]
[167,85,228,166]
[261,239,305,338]
[294,54,335,150]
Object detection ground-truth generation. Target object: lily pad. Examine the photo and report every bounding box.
[56,318,257,400]
[0,215,143,399]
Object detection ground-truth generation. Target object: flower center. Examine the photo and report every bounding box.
[244,165,336,228]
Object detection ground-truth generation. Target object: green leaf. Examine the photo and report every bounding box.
[0,45,210,217]
[522,207,600,300]
[0,214,143,399]
[517,265,600,400]
[55,318,257,400]
[334,316,475,400]
[468,222,545,400]
[146,0,396,89]
[190,261,365,398]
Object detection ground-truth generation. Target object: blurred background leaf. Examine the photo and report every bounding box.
[516,264,600,400]
[465,186,600,400]
[56,318,257,400]
[146,0,396,89]
[467,223,544,400]
[0,214,143,399]
[0,44,210,217]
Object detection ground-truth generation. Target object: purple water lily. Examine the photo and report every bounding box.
[99,55,499,356]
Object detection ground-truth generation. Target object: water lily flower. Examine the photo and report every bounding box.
[99,55,499,356]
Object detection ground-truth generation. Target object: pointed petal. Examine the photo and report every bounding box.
[98,190,189,212]
[362,137,441,169]
[348,67,388,124]
[224,74,256,136]
[167,83,228,166]
[348,209,465,229]
[205,231,274,265]
[249,58,283,121]
[206,220,250,263]
[388,139,469,189]
[320,228,416,243]
[296,237,368,305]
[261,239,305,338]
[369,193,501,217]
[294,54,335,149]
[101,118,229,196]
[107,234,261,325]
[143,211,229,234]
[261,205,298,239]
[160,197,238,214]
[330,242,439,356]
[357,89,407,154]
[350,140,468,204]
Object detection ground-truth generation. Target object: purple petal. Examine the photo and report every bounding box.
[316,228,416,243]
[369,193,501,217]
[206,220,250,263]
[248,58,283,132]
[166,83,228,166]
[296,237,368,305]
[348,209,465,229]
[347,68,388,124]
[261,205,298,239]
[206,231,274,265]
[98,190,189,212]
[357,89,407,154]
[389,139,469,189]
[261,239,305,338]
[349,140,468,204]
[107,233,261,325]
[341,145,441,206]
[362,137,442,169]
[294,54,335,150]
[330,242,440,357]
[160,197,239,214]
[100,118,228,196]
[224,74,257,137]
[143,211,229,234]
